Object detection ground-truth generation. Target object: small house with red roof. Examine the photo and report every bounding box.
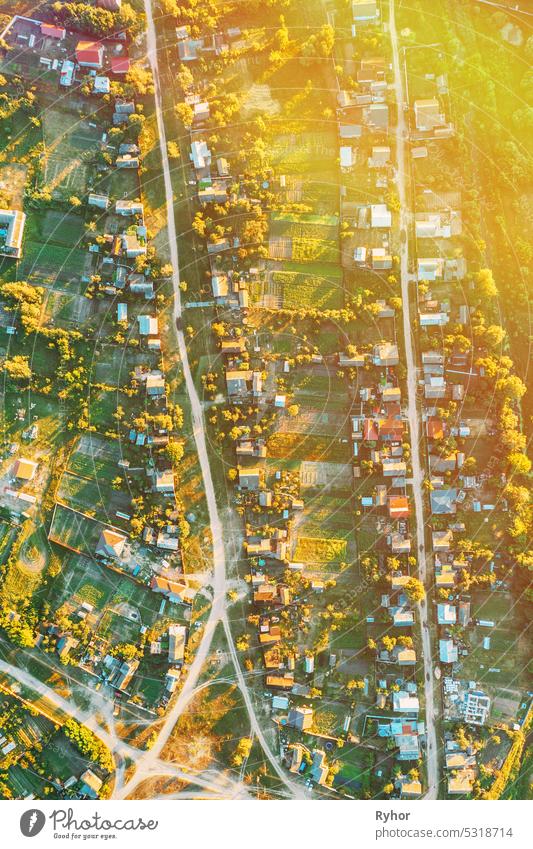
[110,55,130,75]
[76,41,104,69]
[388,495,410,520]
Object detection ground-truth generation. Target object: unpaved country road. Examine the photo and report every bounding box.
[389,0,439,799]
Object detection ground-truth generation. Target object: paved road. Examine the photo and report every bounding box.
[389,0,439,800]
[120,0,305,801]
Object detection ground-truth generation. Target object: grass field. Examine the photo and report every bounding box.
[335,744,375,795]
[90,346,155,386]
[57,470,131,522]
[459,592,532,689]
[293,536,347,565]
[37,209,86,247]
[67,434,123,483]
[267,431,348,462]
[270,211,339,240]
[98,608,141,644]
[18,240,88,285]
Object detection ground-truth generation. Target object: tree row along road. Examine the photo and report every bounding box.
[389,0,439,799]
[115,0,306,801]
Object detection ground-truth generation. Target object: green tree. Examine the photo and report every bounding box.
[405,578,425,603]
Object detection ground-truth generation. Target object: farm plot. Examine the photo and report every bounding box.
[48,503,106,555]
[269,212,339,266]
[459,591,532,689]
[90,345,156,385]
[18,238,88,286]
[57,471,131,523]
[55,435,132,527]
[267,432,348,462]
[269,131,339,208]
[42,109,101,197]
[50,553,166,634]
[40,210,86,247]
[98,608,141,644]
[51,553,114,612]
[293,535,347,565]
[43,289,93,327]
[270,266,343,310]
[67,434,123,483]
[276,407,348,437]
[300,460,352,490]
[296,493,355,541]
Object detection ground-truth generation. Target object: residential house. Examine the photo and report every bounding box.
[388,496,410,520]
[168,624,187,663]
[432,529,453,551]
[392,691,420,714]
[79,770,103,799]
[41,23,66,40]
[150,576,195,605]
[430,489,457,515]
[95,528,127,560]
[57,635,79,660]
[373,342,399,366]
[93,75,110,94]
[352,0,378,23]
[0,209,26,259]
[13,457,37,481]
[414,98,444,132]
[59,60,75,87]
[115,200,144,217]
[368,145,390,168]
[146,372,165,397]
[76,41,104,69]
[88,193,109,210]
[153,469,175,495]
[370,203,392,228]
[198,180,228,204]
[448,770,475,795]
[309,750,328,785]
[110,55,130,75]
[462,690,490,725]
[439,639,458,664]
[365,102,389,129]
[288,707,313,731]
[113,659,139,691]
[190,140,212,179]
[116,154,139,169]
[238,467,262,490]
[437,603,457,625]
[226,368,252,399]
[138,315,158,336]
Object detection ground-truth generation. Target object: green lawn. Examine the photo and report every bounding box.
[18,240,87,284]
